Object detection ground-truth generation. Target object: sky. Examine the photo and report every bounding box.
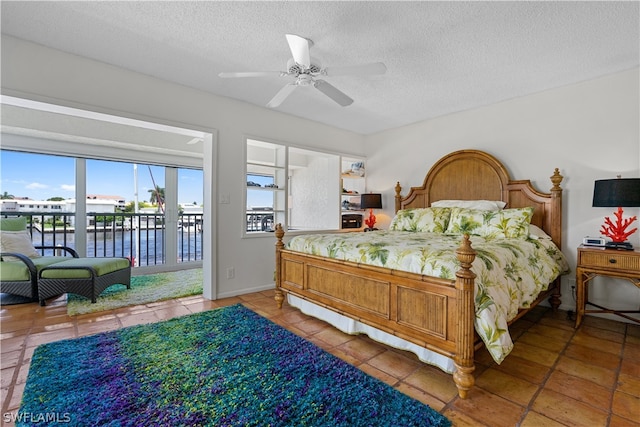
[0,151,203,205]
[246,174,276,210]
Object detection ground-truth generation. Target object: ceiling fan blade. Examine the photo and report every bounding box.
[267,83,298,108]
[285,34,312,68]
[218,71,284,78]
[313,80,353,107]
[322,62,387,76]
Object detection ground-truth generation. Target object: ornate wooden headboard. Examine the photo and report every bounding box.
[394,149,563,248]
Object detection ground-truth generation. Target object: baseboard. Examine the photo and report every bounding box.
[215,282,276,300]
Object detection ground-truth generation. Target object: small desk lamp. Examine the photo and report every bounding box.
[592,177,640,250]
[360,193,382,231]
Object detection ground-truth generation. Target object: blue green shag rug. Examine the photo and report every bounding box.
[19,304,450,427]
[67,268,203,315]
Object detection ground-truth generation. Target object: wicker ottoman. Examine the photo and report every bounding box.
[38,258,131,305]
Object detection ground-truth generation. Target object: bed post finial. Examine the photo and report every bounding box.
[454,234,476,399]
[550,168,563,192]
[274,224,285,309]
[395,182,402,213]
[275,223,285,248]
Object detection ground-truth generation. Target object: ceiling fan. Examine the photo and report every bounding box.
[218,34,387,108]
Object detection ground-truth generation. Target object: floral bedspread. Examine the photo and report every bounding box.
[286,230,570,364]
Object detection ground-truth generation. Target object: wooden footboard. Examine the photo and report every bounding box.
[274,224,478,398]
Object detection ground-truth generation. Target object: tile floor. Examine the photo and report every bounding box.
[1,290,639,426]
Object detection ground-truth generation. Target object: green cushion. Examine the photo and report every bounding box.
[0,217,27,231]
[0,257,70,281]
[40,258,130,279]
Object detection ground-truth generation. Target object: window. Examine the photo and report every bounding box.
[0,151,76,247]
[85,159,203,264]
[245,140,285,233]
[177,168,204,262]
[245,138,344,234]
[86,159,165,261]
[1,149,203,266]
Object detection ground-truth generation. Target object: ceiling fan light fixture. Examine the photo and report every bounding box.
[297,74,313,86]
[219,34,386,108]
[287,58,321,75]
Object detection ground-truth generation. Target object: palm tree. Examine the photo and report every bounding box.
[148,185,165,213]
[1,191,15,199]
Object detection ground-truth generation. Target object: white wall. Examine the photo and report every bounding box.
[290,155,341,230]
[365,68,640,317]
[1,36,366,298]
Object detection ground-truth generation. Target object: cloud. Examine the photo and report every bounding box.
[60,184,75,192]
[26,182,48,190]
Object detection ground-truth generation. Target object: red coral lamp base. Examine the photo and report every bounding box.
[601,207,637,250]
[364,209,378,232]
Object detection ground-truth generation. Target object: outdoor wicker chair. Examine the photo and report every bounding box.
[1,245,79,301]
[1,216,132,305]
[1,217,76,301]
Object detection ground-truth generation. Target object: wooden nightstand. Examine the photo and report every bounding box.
[575,245,640,328]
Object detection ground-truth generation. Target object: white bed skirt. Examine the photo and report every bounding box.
[287,294,456,374]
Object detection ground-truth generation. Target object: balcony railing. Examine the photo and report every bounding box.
[1,211,203,267]
[246,210,274,232]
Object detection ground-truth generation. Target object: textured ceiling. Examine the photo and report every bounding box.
[1,1,639,135]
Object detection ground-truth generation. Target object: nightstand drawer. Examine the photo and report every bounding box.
[579,251,640,272]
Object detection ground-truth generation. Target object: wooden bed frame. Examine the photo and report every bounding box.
[274,149,563,398]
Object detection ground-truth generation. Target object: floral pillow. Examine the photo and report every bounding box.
[445,207,534,239]
[389,207,451,233]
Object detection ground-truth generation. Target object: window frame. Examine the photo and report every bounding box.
[243,136,365,238]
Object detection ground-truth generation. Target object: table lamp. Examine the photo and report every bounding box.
[592,177,640,250]
[360,193,382,231]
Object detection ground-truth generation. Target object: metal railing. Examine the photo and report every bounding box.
[246,211,274,232]
[1,211,203,266]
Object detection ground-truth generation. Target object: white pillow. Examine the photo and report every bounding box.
[431,199,506,211]
[529,224,552,240]
[0,231,41,261]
